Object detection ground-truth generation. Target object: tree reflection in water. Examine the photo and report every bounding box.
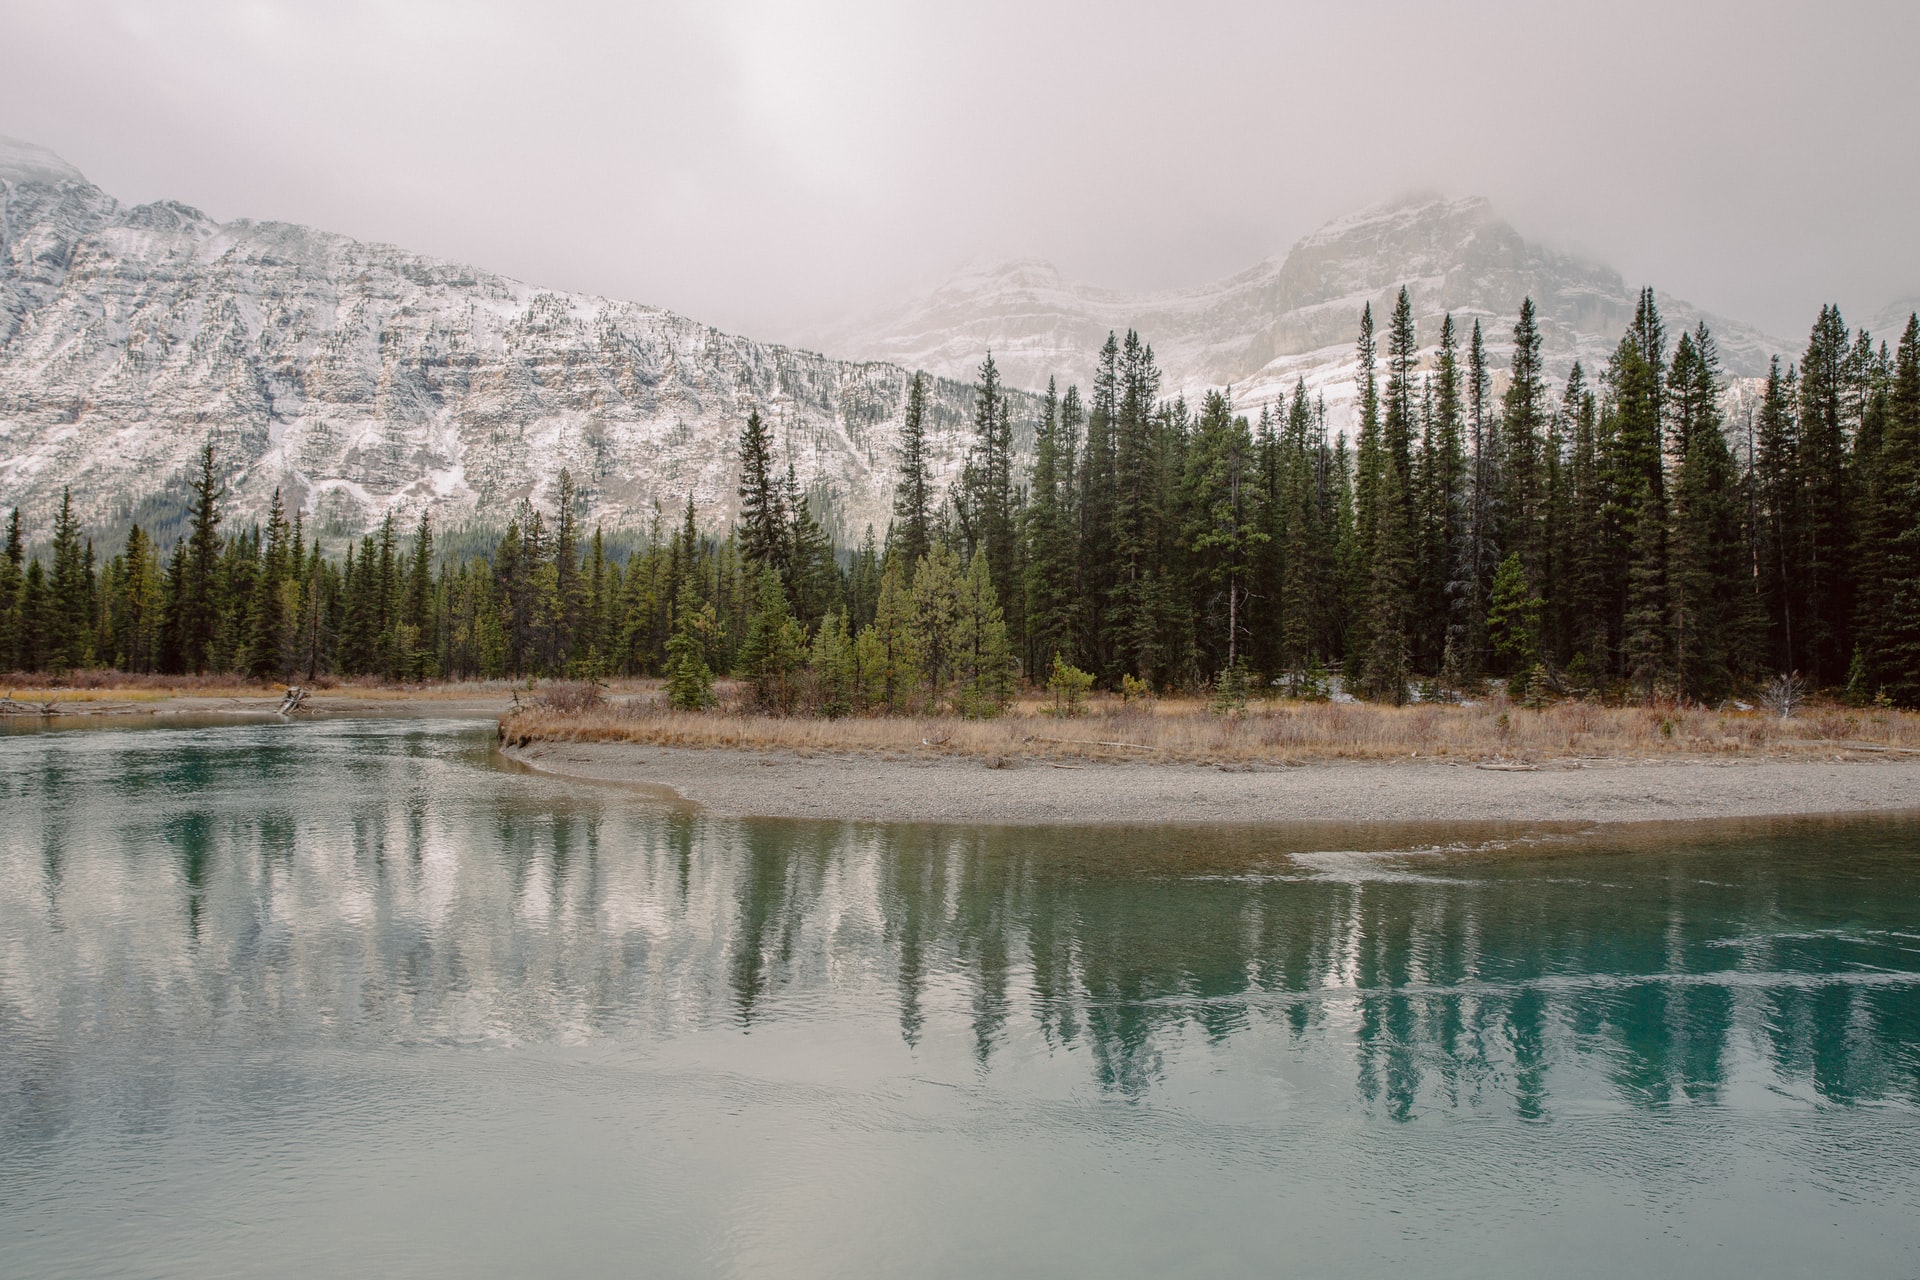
[2,719,1916,1133]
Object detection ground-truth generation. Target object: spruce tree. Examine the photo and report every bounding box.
[910,544,964,708]
[1184,390,1266,674]
[1348,303,1381,684]
[1110,331,1168,683]
[1023,378,1077,672]
[1859,314,1920,702]
[176,441,224,673]
[738,567,804,713]
[1623,480,1669,698]
[47,488,91,670]
[1460,318,1497,677]
[868,555,920,713]
[1079,334,1121,678]
[18,559,47,672]
[892,372,934,573]
[245,489,293,680]
[1501,299,1548,580]
[1666,326,1745,700]
[953,548,1014,717]
[0,509,21,671]
[664,582,717,710]
[1427,315,1468,678]
[1753,358,1804,674]
[113,524,161,672]
[737,409,788,577]
[1797,304,1856,684]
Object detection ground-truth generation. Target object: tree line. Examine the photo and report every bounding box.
[1,291,1916,709]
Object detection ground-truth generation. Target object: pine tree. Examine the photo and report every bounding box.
[1184,389,1266,675]
[1666,326,1746,700]
[1457,318,1499,677]
[18,558,47,671]
[245,489,293,680]
[784,465,837,626]
[1110,331,1168,683]
[1554,364,1608,672]
[1348,303,1382,685]
[1623,480,1669,698]
[664,582,717,710]
[0,509,21,670]
[910,543,964,708]
[551,471,582,669]
[1797,304,1856,684]
[1079,334,1121,679]
[953,548,1014,717]
[1858,314,1920,703]
[1487,552,1540,675]
[737,409,788,577]
[1752,358,1804,674]
[47,488,91,670]
[892,372,935,573]
[111,523,161,672]
[867,555,920,713]
[175,441,224,673]
[1427,315,1468,677]
[959,351,1019,628]
[738,567,805,713]
[1023,378,1077,671]
[1501,299,1549,581]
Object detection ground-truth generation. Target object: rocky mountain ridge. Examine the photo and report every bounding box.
[0,136,999,545]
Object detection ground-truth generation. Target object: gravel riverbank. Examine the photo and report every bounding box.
[501,738,1920,826]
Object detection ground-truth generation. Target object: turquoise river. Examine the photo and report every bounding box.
[1,718,1917,1277]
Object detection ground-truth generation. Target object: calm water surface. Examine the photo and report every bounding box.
[2,718,1917,1278]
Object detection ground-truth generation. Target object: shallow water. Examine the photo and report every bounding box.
[1,718,1917,1278]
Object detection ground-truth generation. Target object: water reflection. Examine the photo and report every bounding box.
[1,719,1917,1147]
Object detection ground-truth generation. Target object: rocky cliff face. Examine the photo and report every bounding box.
[806,195,1788,429]
[0,137,991,544]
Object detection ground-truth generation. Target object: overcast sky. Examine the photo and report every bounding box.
[4,0,1915,343]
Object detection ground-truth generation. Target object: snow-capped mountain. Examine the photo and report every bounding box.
[0,136,999,544]
[806,194,1789,432]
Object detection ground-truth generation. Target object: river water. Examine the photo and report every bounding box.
[1,718,1917,1278]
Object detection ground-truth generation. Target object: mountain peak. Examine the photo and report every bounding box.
[1297,192,1492,247]
[0,136,87,187]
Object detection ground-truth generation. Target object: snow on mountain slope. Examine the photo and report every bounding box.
[806,194,1790,433]
[0,138,997,544]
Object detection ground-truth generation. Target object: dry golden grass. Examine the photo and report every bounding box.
[501,686,1920,765]
[0,672,549,709]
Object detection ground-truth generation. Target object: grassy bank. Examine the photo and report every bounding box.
[500,681,1920,765]
[0,670,527,717]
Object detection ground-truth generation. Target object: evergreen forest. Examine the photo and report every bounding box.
[3,292,1917,711]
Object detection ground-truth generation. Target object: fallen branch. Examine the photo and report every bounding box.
[1476,761,1540,772]
[1024,735,1165,751]
[1782,739,1920,755]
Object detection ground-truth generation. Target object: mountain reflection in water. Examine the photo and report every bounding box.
[4,719,1915,1117]
[2,718,1917,1279]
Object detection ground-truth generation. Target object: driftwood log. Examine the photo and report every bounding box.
[278,686,311,715]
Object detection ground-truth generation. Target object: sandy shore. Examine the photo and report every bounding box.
[501,738,1920,825]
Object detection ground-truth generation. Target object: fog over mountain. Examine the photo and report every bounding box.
[3,1,1916,348]
[807,194,1790,432]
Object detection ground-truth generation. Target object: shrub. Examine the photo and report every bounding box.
[535,680,606,714]
[1209,661,1250,716]
[1046,655,1095,717]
